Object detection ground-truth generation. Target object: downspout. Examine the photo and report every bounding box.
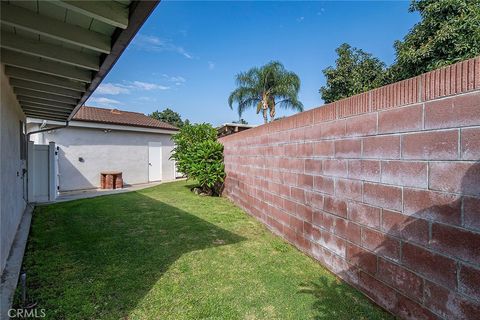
[25,121,69,203]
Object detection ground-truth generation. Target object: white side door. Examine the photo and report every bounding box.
[148,142,162,181]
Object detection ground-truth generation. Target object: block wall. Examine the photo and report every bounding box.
[220,57,480,319]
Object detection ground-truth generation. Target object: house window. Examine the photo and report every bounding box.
[19,121,26,160]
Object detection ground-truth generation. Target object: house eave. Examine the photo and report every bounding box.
[1,1,160,122]
[27,118,178,135]
[68,1,160,121]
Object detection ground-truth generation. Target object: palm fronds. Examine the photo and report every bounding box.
[228,61,303,123]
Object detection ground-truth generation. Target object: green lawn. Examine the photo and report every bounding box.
[18,181,391,319]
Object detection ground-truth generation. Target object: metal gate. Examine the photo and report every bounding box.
[27,141,57,203]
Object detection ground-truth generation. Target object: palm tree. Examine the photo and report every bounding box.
[228,61,303,123]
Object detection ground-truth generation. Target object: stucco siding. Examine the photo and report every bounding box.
[34,126,176,191]
[0,64,27,275]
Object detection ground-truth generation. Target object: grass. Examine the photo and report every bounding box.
[18,180,392,319]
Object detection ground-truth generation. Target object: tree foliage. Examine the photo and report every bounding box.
[320,0,480,103]
[149,108,188,128]
[228,61,303,123]
[170,123,225,196]
[391,0,480,81]
[232,118,248,124]
[319,44,387,104]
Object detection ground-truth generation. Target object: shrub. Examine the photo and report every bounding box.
[171,123,225,195]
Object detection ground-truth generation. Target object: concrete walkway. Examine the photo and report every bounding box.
[0,205,33,320]
[55,180,181,203]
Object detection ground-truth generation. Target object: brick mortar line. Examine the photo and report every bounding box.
[226,159,479,166]
[223,123,480,147]
[230,183,478,213]
[229,179,480,236]
[226,169,480,199]
[232,181,480,240]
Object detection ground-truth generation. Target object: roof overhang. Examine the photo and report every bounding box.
[218,123,257,129]
[1,0,159,122]
[27,117,178,135]
[217,123,257,138]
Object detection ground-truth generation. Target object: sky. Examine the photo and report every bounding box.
[86,1,420,126]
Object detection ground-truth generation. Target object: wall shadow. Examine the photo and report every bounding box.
[18,191,245,319]
[57,148,96,191]
[300,161,480,319]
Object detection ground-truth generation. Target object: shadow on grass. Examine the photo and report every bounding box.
[18,191,245,319]
[298,276,384,320]
[181,182,224,197]
[182,183,196,191]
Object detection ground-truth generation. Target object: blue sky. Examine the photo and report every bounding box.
[87,1,420,126]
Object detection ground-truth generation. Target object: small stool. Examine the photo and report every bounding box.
[100,172,123,189]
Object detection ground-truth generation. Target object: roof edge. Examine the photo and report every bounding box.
[218,123,257,129]
[68,1,160,121]
[27,118,178,135]
[73,118,179,131]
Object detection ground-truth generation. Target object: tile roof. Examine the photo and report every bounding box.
[73,106,179,130]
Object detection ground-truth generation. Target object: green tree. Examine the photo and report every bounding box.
[170,123,225,196]
[390,0,480,81]
[228,61,303,123]
[149,108,187,128]
[232,118,248,125]
[319,43,387,103]
[320,1,480,103]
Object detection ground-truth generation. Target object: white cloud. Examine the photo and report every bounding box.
[131,81,170,91]
[317,8,325,15]
[162,74,186,83]
[89,97,121,106]
[297,16,304,22]
[96,83,130,95]
[171,76,186,83]
[137,96,155,101]
[133,34,193,59]
[208,61,215,70]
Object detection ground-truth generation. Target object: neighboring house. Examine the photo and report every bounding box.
[28,106,179,192]
[217,123,256,138]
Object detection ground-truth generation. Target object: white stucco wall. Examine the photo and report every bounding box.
[30,125,176,191]
[0,64,27,275]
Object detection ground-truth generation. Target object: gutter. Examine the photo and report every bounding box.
[26,121,69,139]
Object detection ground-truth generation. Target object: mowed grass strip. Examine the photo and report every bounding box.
[18,180,392,320]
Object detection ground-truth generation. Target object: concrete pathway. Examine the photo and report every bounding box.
[55,180,182,203]
[0,205,33,320]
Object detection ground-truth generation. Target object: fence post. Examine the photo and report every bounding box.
[48,142,56,202]
[27,141,34,203]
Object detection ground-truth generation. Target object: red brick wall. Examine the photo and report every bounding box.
[220,57,480,319]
